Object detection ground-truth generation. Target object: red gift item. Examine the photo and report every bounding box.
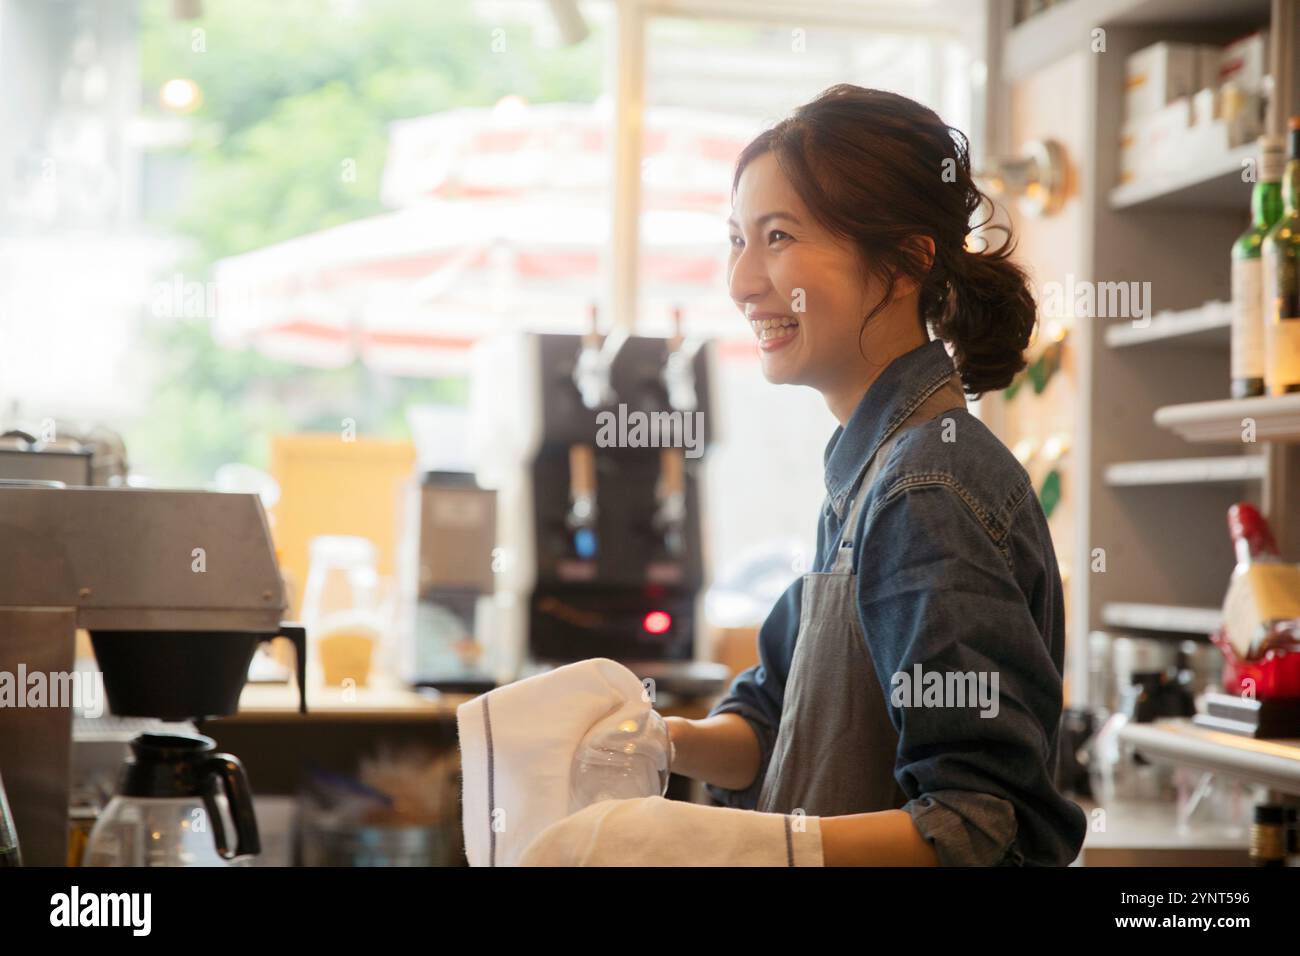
[1211,622,1300,699]
[1227,503,1279,562]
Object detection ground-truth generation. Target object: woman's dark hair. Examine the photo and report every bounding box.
[732,84,1036,398]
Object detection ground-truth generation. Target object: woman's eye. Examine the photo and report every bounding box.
[728,231,790,249]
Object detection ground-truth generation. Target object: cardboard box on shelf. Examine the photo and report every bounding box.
[1119,97,1192,184]
[1217,30,1269,97]
[1118,80,1262,188]
[1195,44,1223,94]
[1191,83,1265,148]
[1192,86,1217,126]
[1124,43,1201,121]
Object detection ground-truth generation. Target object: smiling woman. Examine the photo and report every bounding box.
[668,84,1087,867]
[726,84,1037,422]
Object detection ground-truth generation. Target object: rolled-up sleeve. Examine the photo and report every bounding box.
[856,482,1086,867]
[904,791,1022,866]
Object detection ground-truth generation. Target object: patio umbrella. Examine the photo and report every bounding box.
[213,100,756,376]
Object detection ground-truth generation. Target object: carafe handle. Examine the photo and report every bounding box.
[202,752,261,861]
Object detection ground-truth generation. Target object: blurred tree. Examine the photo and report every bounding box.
[128,0,601,484]
[141,0,601,259]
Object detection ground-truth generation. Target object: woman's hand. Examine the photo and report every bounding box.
[663,714,689,747]
[660,713,762,791]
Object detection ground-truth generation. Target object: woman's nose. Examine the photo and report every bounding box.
[727,245,770,307]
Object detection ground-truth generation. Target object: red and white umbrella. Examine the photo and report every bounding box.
[214,99,757,376]
[379,97,749,212]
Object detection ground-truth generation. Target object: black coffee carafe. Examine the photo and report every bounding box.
[83,733,260,867]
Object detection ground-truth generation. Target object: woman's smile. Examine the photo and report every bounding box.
[747,311,800,350]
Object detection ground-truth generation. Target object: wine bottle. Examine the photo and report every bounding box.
[1251,804,1287,867]
[1262,117,1300,395]
[1231,137,1284,398]
[1223,502,1300,659]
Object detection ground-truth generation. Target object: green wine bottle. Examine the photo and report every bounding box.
[1231,137,1284,398]
[1263,117,1300,395]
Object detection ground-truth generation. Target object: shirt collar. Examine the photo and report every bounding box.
[822,338,959,518]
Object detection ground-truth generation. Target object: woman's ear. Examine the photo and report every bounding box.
[913,235,936,269]
[892,235,935,298]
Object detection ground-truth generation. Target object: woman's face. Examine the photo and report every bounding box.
[727,151,880,391]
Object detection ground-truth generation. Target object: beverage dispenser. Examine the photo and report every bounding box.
[472,312,715,682]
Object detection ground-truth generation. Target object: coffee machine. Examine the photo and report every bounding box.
[0,485,305,865]
[472,318,720,689]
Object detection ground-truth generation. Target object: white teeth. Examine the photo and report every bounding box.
[749,317,798,340]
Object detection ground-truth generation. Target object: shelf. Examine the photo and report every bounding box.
[1109,144,1256,211]
[1154,393,1300,443]
[1104,302,1230,348]
[1104,454,1266,486]
[1102,602,1223,635]
[1005,0,1270,83]
[1121,719,1300,796]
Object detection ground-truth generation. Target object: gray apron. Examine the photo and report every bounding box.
[756,371,967,817]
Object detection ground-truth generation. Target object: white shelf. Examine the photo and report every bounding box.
[1101,602,1223,634]
[1104,302,1230,348]
[1005,0,1270,83]
[1109,144,1256,211]
[1122,720,1300,796]
[1104,454,1266,486]
[1154,393,1300,443]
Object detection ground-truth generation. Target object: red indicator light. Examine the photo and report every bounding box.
[643,611,671,634]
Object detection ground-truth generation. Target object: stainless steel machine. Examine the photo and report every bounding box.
[401,470,498,692]
[0,485,305,865]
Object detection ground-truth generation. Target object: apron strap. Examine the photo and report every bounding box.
[831,371,965,571]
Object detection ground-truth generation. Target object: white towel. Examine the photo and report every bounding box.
[457,657,650,867]
[519,795,825,866]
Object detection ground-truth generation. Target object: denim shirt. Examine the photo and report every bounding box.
[707,339,1087,866]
